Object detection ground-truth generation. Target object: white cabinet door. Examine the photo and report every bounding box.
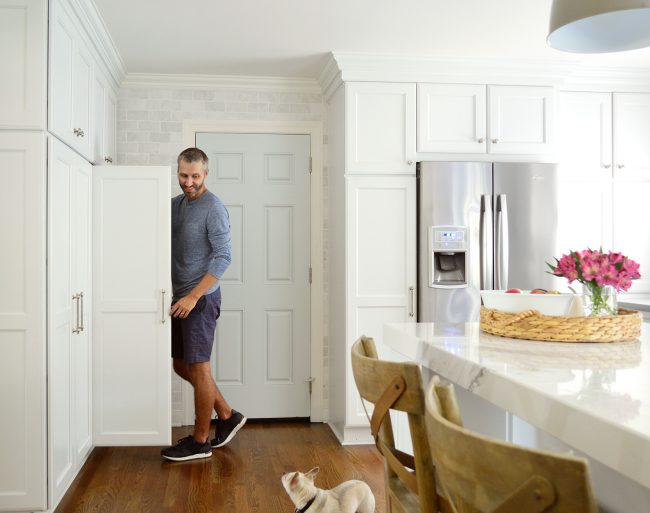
[346,82,416,174]
[417,83,486,153]
[91,70,117,166]
[488,85,554,155]
[49,0,93,160]
[613,93,650,179]
[0,0,47,129]
[93,166,171,445]
[345,175,416,426]
[0,132,46,511]
[558,91,612,179]
[556,92,613,260]
[48,139,93,509]
[613,181,650,293]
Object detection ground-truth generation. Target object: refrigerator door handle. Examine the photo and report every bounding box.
[480,194,493,290]
[496,194,509,290]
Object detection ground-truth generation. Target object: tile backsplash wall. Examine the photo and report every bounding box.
[117,84,329,426]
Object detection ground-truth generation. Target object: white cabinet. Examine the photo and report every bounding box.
[93,166,172,446]
[92,69,117,165]
[49,0,93,160]
[0,0,47,129]
[0,131,47,511]
[345,175,416,427]
[557,90,650,293]
[613,93,650,179]
[346,82,416,174]
[417,83,486,153]
[48,138,92,507]
[417,83,554,155]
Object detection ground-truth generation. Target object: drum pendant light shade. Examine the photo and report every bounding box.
[548,0,650,53]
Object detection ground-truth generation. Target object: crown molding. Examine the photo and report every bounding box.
[319,52,650,93]
[121,72,322,94]
[66,0,126,89]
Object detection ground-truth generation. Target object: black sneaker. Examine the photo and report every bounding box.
[161,435,212,461]
[211,410,247,448]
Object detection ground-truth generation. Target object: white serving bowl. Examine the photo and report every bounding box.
[480,290,579,316]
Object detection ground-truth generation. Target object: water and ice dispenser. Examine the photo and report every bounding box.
[429,226,468,288]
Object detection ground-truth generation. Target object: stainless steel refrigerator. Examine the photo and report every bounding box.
[417,161,559,323]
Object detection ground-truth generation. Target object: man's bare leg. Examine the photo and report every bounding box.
[173,358,233,421]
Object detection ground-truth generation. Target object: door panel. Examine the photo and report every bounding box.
[196,132,311,418]
[93,166,171,445]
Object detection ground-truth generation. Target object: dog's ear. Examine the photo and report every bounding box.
[290,472,300,490]
[306,467,320,481]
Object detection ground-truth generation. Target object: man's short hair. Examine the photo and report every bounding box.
[177,147,208,170]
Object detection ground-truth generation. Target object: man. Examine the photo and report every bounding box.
[161,147,246,461]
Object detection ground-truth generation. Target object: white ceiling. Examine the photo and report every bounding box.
[93,0,650,78]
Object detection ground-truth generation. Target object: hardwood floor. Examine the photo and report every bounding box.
[55,423,386,513]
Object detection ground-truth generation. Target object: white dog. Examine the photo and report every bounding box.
[281,467,375,513]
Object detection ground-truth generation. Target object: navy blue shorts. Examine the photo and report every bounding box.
[171,288,222,364]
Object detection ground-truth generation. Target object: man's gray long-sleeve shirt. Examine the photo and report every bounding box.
[171,190,231,299]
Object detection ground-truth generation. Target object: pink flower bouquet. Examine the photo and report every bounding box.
[547,249,641,316]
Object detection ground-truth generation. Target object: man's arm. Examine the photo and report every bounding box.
[170,273,217,318]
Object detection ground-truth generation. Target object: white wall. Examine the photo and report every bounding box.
[117,83,330,425]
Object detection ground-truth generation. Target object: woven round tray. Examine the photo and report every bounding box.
[480,306,642,343]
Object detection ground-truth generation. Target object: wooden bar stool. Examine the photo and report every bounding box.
[424,376,598,513]
[351,336,452,513]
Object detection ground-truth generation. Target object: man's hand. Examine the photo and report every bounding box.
[170,295,198,318]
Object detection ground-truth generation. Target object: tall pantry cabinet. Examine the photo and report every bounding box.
[327,82,417,443]
[0,1,172,511]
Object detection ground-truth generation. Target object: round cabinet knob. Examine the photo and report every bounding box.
[617,164,625,169]
[602,164,612,169]
[492,138,499,144]
[407,160,414,165]
[79,129,85,138]
[73,128,80,136]
[104,156,113,164]
[478,138,485,143]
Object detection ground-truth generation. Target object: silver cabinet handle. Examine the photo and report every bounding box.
[478,137,485,143]
[104,156,113,164]
[408,286,415,318]
[492,138,499,144]
[496,194,509,290]
[78,292,84,332]
[480,194,493,290]
[72,293,80,333]
[161,289,166,324]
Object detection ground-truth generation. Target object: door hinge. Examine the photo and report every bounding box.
[306,377,315,394]
[309,157,312,174]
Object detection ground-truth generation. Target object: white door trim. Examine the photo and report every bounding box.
[181,119,325,423]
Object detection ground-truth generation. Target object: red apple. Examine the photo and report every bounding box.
[505,288,521,293]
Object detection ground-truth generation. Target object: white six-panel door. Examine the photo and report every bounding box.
[93,166,171,445]
[0,132,47,511]
[196,132,311,418]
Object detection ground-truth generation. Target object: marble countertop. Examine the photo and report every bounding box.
[383,321,650,489]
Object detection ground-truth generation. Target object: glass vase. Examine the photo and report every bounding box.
[582,283,617,317]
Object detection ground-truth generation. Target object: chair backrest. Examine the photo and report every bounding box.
[351,336,440,513]
[424,377,598,513]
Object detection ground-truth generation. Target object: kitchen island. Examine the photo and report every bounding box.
[384,321,650,513]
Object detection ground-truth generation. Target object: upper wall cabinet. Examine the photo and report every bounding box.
[346,82,416,174]
[613,93,650,179]
[49,0,93,160]
[0,0,47,129]
[92,68,117,165]
[417,83,554,156]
